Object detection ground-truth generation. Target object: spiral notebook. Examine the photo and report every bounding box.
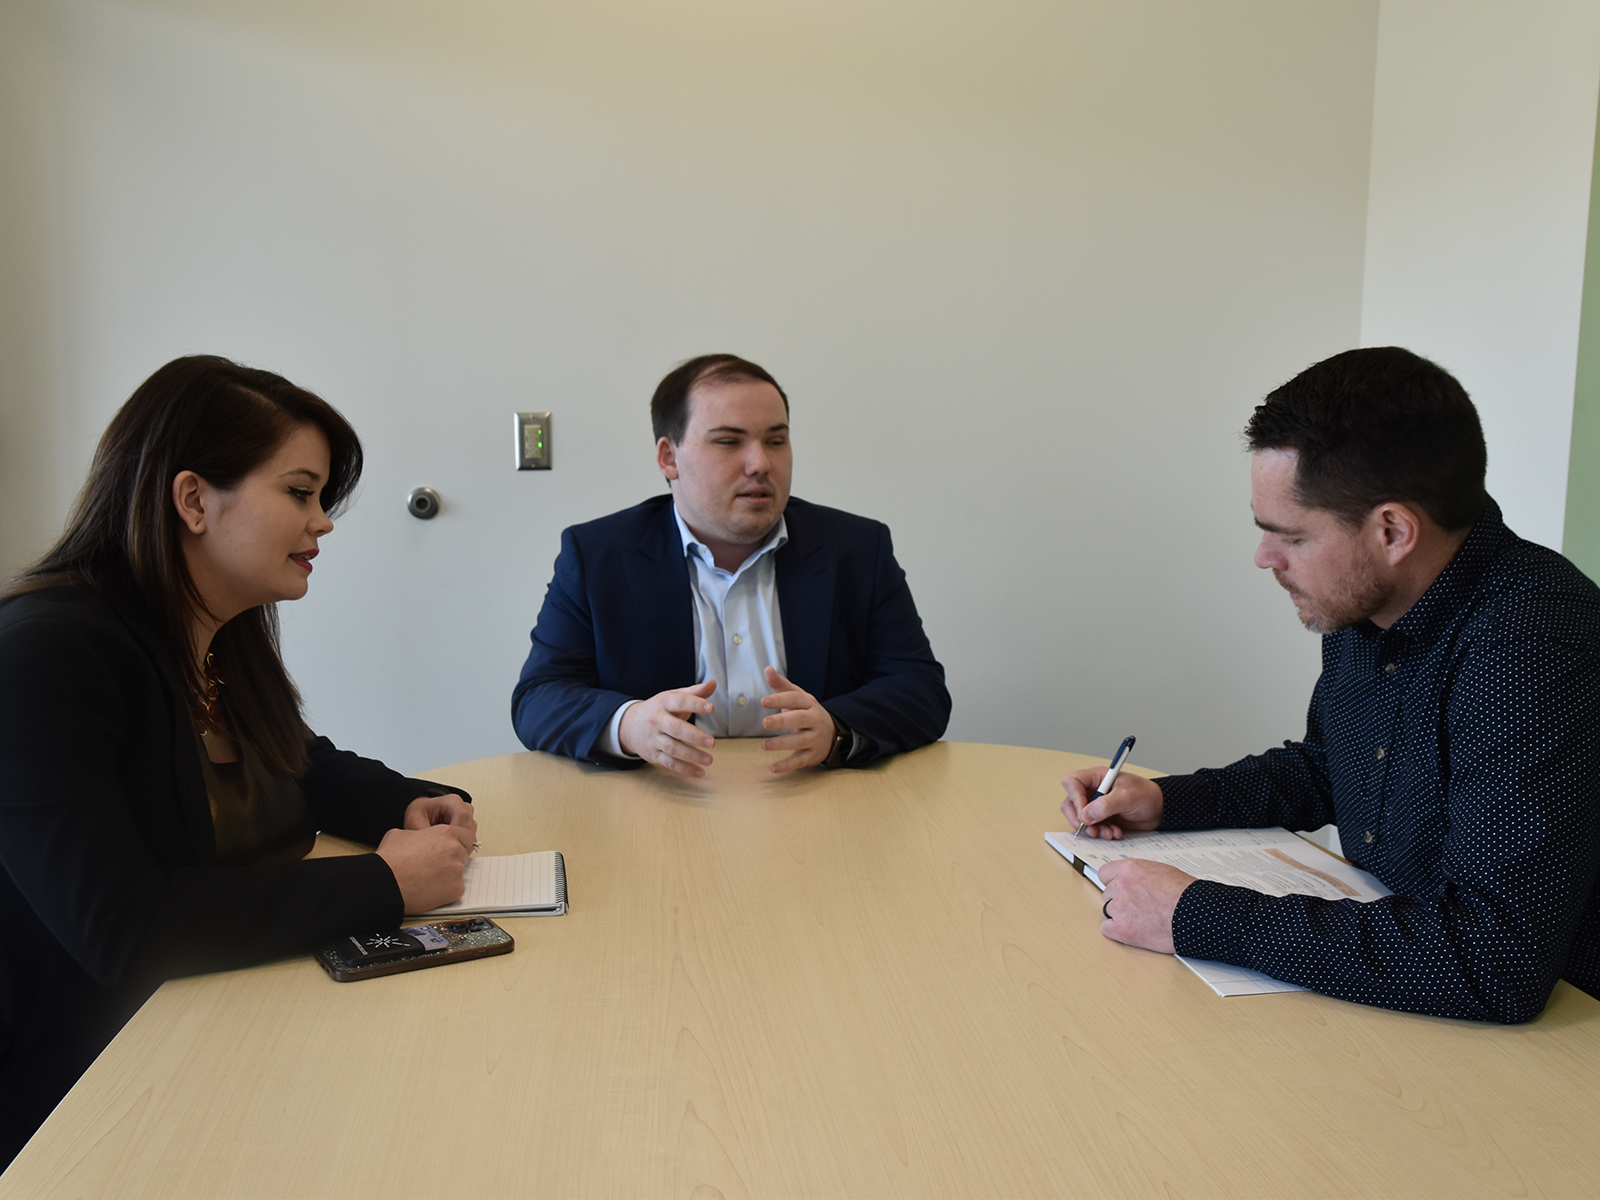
[414,850,568,918]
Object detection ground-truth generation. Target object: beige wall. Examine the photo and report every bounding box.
[0,2,65,588]
[1361,0,1600,551]
[0,0,1448,780]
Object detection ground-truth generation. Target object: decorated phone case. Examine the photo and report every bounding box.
[315,916,514,981]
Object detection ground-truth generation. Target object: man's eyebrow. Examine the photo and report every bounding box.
[1253,516,1301,536]
[707,423,789,435]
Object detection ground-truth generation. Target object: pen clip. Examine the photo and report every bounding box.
[1107,735,1136,773]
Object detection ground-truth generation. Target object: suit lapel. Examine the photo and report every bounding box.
[625,501,697,685]
[775,505,836,697]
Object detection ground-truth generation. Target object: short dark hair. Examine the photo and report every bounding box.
[650,354,789,444]
[5,355,363,775]
[1244,347,1487,532]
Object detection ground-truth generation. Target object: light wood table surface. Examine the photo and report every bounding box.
[5,740,1600,1198]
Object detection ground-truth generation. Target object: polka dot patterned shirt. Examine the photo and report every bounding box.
[1162,498,1600,1023]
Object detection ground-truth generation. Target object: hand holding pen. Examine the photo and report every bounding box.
[1059,735,1165,840]
[1076,736,1134,838]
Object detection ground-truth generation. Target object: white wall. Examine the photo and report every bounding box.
[2,0,1594,911]
[0,3,66,590]
[1360,0,1600,550]
[0,0,1378,778]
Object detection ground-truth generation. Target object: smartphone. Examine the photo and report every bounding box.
[315,916,514,982]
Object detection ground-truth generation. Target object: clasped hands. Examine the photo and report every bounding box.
[619,665,835,777]
[1059,765,1194,955]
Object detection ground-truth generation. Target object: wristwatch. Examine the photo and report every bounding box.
[822,714,853,770]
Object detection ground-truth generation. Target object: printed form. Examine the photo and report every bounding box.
[1045,827,1390,996]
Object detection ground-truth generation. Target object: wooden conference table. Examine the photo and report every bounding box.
[5,741,1600,1198]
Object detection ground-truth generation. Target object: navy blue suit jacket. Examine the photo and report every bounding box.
[512,495,950,765]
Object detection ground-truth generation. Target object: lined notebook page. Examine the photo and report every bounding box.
[417,850,564,916]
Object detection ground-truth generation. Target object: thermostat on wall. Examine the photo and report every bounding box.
[515,412,552,470]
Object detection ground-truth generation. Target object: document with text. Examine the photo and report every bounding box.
[1045,827,1390,996]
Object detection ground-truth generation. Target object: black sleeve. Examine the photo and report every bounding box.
[510,526,643,765]
[0,611,416,993]
[817,523,951,764]
[1170,627,1600,1024]
[1157,674,1336,832]
[300,735,472,846]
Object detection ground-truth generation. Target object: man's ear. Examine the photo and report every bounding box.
[656,436,680,483]
[172,470,208,535]
[1372,500,1423,566]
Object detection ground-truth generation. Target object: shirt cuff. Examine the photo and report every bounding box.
[1155,773,1226,831]
[1171,878,1264,966]
[598,700,644,760]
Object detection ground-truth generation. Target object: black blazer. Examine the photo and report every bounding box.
[0,586,464,1164]
[511,495,952,764]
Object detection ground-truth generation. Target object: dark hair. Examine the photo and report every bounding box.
[650,354,789,444]
[1244,347,1487,532]
[4,355,363,775]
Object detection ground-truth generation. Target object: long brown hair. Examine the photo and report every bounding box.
[4,355,363,775]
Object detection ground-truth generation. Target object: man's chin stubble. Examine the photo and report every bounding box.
[1277,571,1389,636]
[1294,590,1391,635]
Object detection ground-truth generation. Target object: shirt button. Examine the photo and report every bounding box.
[737,695,747,706]
[732,634,743,645]
[1375,747,1386,760]
[1364,830,1376,844]
[1384,662,1397,674]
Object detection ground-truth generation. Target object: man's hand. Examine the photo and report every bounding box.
[403,793,477,843]
[760,665,835,773]
[1060,767,1165,838]
[620,679,718,777]
[1096,859,1195,954]
[377,824,473,914]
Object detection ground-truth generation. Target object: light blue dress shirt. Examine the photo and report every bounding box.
[599,506,789,756]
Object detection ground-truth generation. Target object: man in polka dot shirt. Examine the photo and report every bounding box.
[1061,346,1600,1023]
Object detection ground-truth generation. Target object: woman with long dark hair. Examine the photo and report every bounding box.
[0,356,476,1165]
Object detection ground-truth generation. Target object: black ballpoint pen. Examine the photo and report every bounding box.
[1074,735,1136,839]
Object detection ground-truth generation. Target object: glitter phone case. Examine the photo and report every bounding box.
[315,916,514,981]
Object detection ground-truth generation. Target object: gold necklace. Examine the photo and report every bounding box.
[194,652,225,735]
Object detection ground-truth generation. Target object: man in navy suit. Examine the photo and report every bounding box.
[512,354,950,774]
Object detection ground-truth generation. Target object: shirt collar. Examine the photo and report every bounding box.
[671,504,789,577]
[1371,495,1512,648]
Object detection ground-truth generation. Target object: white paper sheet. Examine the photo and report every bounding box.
[416,850,567,917]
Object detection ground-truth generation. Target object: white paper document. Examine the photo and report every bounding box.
[1045,827,1389,997]
[416,850,568,918]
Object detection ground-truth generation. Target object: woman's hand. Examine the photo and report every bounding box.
[376,824,472,914]
[403,793,477,842]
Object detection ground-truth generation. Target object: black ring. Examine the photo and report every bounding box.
[1102,899,1112,920]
